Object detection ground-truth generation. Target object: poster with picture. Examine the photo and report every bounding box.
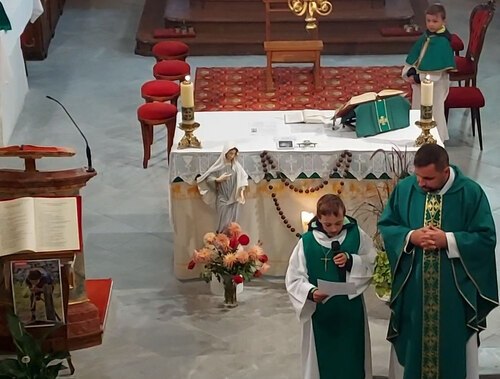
[10,259,64,328]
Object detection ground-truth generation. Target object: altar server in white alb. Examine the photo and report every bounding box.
[286,194,376,379]
[196,142,248,233]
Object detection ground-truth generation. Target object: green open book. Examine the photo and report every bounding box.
[334,89,410,138]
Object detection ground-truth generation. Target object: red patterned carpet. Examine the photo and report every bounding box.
[195,66,412,112]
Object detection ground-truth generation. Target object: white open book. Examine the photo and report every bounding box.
[284,110,334,124]
[0,196,82,256]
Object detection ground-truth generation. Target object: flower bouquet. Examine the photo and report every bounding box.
[373,249,392,302]
[188,222,270,307]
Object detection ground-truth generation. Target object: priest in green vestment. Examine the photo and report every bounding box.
[378,144,498,379]
[402,3,455,142]
[286,194,376,379]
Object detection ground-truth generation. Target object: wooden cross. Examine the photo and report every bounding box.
[321,256,330,271]
[378,116,388,126]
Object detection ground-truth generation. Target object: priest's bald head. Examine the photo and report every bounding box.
[414,144,450,192]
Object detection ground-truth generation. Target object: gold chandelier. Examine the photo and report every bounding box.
[288,0,333,30]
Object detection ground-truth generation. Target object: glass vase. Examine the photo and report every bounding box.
[222,275,238,308]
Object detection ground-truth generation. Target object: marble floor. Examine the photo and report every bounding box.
[3,0,500,377]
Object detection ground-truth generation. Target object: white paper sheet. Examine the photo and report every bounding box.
[317,278,356,303]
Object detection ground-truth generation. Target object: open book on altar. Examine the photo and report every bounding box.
[334,89,406,119]
[284,110,334,124]
[0,196,82,257]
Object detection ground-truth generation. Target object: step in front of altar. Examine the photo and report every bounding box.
[136,0,424,56]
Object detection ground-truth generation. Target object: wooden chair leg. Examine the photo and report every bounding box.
[266,54,274,92]
[313,56,320,90]
[166,119,176,162]
[475,108,483,151]
[140,122,152,168]
[470,108,476,137]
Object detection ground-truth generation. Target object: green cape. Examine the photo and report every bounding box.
[405,29,455,72]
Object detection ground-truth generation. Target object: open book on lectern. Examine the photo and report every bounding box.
[0,196,82,257]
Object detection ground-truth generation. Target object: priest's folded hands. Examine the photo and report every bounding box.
[410,225,448,251]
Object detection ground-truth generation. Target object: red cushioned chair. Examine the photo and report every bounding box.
[450,33,465,56]
[445,86,485,150]
[137,102,178,168]
[450,0,495,87]
[153,60,191,82]
[152,41,189,62]
[141,80,180,105]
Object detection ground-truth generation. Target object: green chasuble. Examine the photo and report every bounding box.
[378,166,498,379]
[303,217,365,379]
[405,29,455,72]
[0,3,12,31]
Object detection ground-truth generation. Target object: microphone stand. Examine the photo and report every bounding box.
[46,96,95,172]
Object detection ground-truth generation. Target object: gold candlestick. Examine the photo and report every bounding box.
[415,104,437,146]
[178,106,201,149]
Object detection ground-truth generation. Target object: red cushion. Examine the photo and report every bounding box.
[454,56,475,75]
[141,80,180,97]
[445,87,485,109]
[450,33,464,52]
[153,60,191,77]
[137,102,178,120]
[152,41,189,57]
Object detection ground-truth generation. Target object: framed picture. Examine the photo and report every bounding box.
[10,259,65,328]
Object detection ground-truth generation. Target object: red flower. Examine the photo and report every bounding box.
[229,236,239,249]
[187,260,196,270]
[238,234,250,246]
[232,275,244,284]
[253,270,262,278]
[258,254,269,263]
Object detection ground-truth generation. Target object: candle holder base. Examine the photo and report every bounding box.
[178,122,202,149]
[415,119,437,147]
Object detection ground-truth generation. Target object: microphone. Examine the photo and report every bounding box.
[331,241,346,282]
[46,96,95,172]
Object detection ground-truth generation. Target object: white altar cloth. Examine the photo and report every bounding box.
[170,110,441,184]
[169,110,442,279]
[0,0,43,145]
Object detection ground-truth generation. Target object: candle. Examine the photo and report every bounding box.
[180,75,194,108]
[421,74,433,106]
[301,211,315,233]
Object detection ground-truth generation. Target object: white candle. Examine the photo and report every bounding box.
[180,75,194,108]
[421,75,433,106]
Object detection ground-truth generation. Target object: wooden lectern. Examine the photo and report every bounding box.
[0,145,108,353]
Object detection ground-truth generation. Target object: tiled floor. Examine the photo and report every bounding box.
[4,0,500,377]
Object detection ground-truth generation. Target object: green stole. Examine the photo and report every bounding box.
[303,226,364,379]
[0,3,12,31]
[422,194,442,378]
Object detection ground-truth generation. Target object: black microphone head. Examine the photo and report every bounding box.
[331,241,341,252]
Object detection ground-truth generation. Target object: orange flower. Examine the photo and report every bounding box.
[193,248,215,264]
[235,250,249,264]
[223,253,238,269]
[247,245,264,259]
[214,233,231,253]
[226,222,242,237]
[203,232,216,246]
[260,263,271,274]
